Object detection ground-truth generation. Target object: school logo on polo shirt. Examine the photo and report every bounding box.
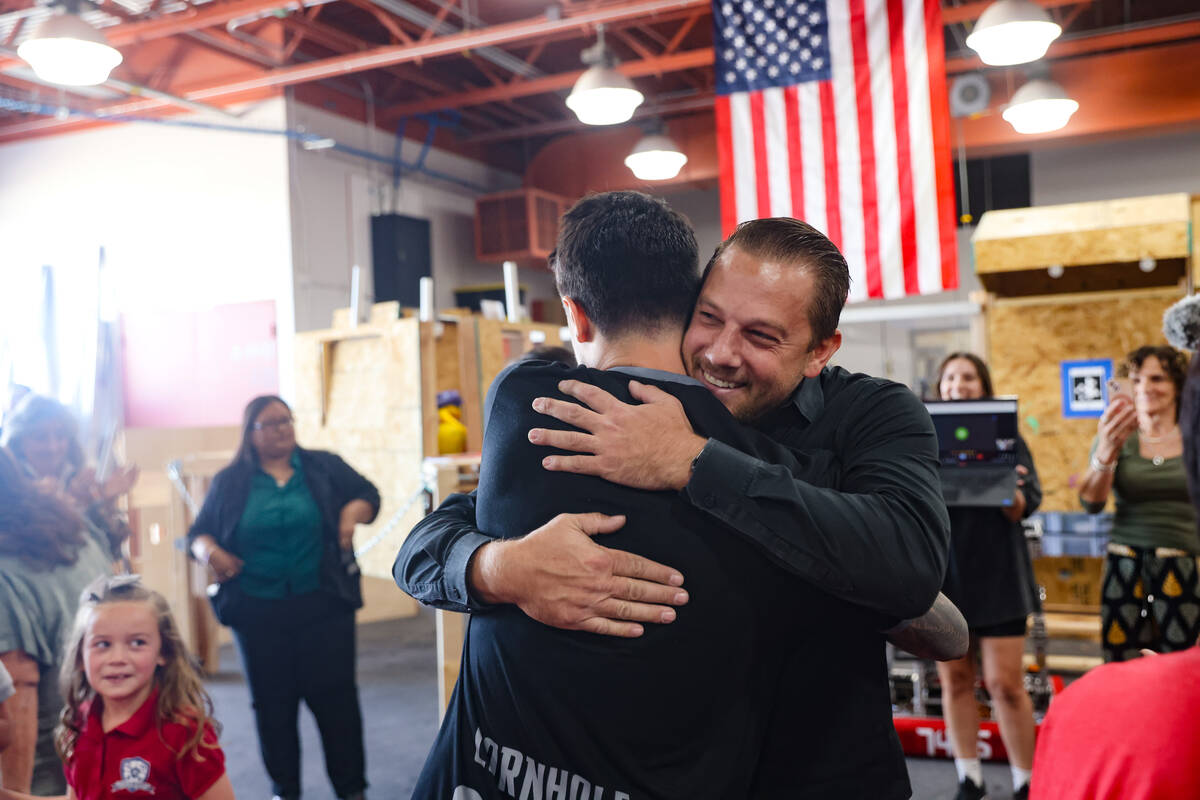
[111,757,156,794]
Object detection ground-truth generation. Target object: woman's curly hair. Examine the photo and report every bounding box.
[0,448,85,570]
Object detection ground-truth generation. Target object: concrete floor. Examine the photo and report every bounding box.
[205,609,1029,800]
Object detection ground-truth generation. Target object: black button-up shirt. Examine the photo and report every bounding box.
[396,365,949,622]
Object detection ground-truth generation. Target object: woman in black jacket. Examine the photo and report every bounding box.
[189,395,379,800]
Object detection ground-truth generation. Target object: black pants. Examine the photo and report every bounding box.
[233,591,366,799]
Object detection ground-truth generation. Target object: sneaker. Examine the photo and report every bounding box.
[1013,784,1029,800]
[954,777,988,800]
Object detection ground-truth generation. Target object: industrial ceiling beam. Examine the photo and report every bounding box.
[469,91,715,143]
[940,0,1082,26]
[380,47,713,119]
[946,15,1200,73]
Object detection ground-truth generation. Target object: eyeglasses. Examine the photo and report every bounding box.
[253,417,294,432]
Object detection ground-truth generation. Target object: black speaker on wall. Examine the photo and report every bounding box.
[371,214,431,307]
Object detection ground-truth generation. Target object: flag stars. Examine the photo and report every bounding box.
[746,67,758,80]
[723,47,736,60]
[812,56,825,69]
[811,34,823,46]
[764,19,777,32]
[735,56,748,69]
[754,32,767,45]
[721,2,733,15]
[789,61,802,74]
[756,55,767,67]
[808,11,822,23]
[753,8,765,22]
[765,41,778,54]
[768,65,780,78]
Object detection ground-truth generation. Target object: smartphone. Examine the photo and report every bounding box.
[1107,377,1132,402]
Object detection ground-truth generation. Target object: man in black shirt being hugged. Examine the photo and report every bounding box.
[412,193,902,799]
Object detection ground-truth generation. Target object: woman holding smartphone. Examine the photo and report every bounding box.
[1079,345,1200,663]
[934,353,1041,800]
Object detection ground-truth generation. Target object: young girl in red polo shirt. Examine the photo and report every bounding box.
[1,575,234,800]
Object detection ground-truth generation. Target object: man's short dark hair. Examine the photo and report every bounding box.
[553,191,699,338]
[703,218,850,350]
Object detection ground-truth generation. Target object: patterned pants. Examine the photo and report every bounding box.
[1101,544,1200,662]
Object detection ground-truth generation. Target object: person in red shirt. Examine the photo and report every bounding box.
[0,575,234,800]
[1030,646,1200,799]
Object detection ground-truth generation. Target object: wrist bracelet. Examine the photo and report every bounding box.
[1090,454,1117,473]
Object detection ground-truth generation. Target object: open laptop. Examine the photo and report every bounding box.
[924,398,1020,507]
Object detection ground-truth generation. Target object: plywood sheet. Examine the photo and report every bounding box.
[987,287,1183,512]
[973,193,1191,274]
[1191,196,1200,289]
[293,317,424,619]
[476,319,569,402]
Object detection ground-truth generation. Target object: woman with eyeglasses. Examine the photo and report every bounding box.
[188,395,379,800]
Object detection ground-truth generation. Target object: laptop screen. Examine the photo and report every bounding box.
[924,399,1019,468]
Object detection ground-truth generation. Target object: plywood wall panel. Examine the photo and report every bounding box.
[293,318,424,616]
[987,287,1183,512]
[476,319,568,401]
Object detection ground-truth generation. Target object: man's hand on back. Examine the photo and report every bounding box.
[469,512,689,638]
[527,380,707,491]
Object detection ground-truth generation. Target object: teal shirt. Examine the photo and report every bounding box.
[235,451,324,598]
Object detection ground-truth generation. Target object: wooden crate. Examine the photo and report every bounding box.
[120,427,240,671]
[985,287,1183,511]
[292,314,425,620]
[1034,555,1105,614]
[973,193,1191,278]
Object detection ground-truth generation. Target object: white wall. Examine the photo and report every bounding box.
[0,98,297,397]
[1032,130,1200,206]
[285,101,560,330]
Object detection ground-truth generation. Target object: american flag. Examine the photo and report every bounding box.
[713,0,958,301]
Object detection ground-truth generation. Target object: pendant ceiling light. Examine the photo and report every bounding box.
[624,132,688,181]
[965,0,1062,66]
[565,25,644,126]
[1001,78,1078,134]
[18,7,123,86]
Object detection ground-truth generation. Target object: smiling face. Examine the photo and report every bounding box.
[1130,355,1178,418]
[682,246,839,422]
[939,357,986,401]
[16,419,72,478]
[82,601,165,709]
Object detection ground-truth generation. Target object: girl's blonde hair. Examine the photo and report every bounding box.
[56,574,221,763]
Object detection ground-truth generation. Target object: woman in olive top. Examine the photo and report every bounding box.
[934,353,1041,800]
[188,396,380,800]
[1080,345,1200,662]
